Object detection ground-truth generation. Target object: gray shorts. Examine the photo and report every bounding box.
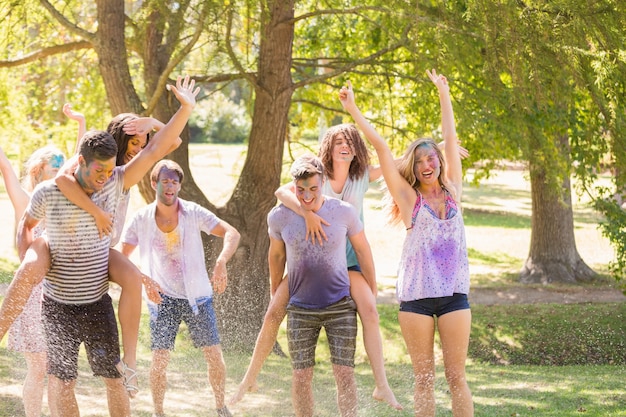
[42,294,120,381]
[287,297,357,370]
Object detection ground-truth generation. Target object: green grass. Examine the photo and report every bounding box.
[1,302,625,416]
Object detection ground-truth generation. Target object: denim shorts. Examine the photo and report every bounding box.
[148,295,220,350]
[399,293,470,317]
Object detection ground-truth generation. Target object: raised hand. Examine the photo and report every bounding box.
[338,80,357,112]
[426,69,449,93]
[167,75,201,109]
[62,103,85,123]
[123,117,157,137]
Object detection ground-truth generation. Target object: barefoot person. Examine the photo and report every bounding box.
[12,131,130,416]
[121,160,240,417]
[232,123,401,410]
[340,71,474,416]
[267,154,377,417]
[0,75,200,398]
[0,145,65,417]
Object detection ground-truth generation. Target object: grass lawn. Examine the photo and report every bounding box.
[0,144,624,416]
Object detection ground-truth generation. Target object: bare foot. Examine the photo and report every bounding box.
[229,379,259,406]
[373,386,403,410]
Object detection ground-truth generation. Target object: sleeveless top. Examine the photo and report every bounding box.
[322,171,369,268]
[396,189,470,301]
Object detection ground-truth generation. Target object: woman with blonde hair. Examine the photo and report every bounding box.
[340,70,474,416]
[0,144,65,417]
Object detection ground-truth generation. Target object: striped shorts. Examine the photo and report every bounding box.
[287,297,357,370]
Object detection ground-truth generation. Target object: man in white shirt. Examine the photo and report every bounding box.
[122,159,240,417]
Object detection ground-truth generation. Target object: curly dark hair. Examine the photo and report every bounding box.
[318,123,370,180]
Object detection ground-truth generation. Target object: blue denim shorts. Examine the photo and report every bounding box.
[399,293,470,317]
[148,295,220,350]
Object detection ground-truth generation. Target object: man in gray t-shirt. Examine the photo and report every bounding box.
[12,131,130,417]
[267,154,376,417]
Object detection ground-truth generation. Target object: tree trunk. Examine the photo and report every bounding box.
[94,0,143,115]
[521,135,596,284]
[212,0,296,351]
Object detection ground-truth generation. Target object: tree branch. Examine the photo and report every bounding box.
[38,0,95,42]
[225,6,258,89]
[0,41,93,68]
[144,2,211,115]
[291,29,411,90]
[292,6,389,23]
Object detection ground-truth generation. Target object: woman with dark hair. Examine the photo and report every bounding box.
[232,122,402,410]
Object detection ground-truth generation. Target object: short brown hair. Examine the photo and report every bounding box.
[289,154,324,182]
[150,159,184,184]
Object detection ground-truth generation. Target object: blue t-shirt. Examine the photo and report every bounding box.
[268,197,363,309]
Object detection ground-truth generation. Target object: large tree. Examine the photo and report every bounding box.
[0,0,417,349]
[433,1,626,283]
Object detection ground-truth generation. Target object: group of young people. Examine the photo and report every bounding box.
[0,69,473,417]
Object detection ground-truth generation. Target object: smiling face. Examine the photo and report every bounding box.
[154,167,182,206]
[76,156,116,195]
[295,173,324,212]
[331,133,355,164]
[413,144,442,186]
[123,135,148,164]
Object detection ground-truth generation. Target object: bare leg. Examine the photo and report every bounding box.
[439,310,474,417]
[108,249,141,396]
[292,367,314,417]
[349,271,401,410]
[229,278,289,405]
[203,345,227,410]
[333,364,358,417]
[150,349,170,416]
[22,351,47,417]
[0,237,49,340]
[103,376,131,417]
[48,376,79,417]
[398,311,436,417]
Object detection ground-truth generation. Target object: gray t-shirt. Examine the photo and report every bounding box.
[268,197,363,309]
[27,167,125,304]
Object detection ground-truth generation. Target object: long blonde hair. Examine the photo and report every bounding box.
[21,145,66,192]
[385,138,446,224]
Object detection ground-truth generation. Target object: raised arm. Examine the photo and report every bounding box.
[339,82,415,212]
[123,75,199,189]
[275,182,330,245]
[208,220,241,295]
[0,146,30,223]
[427,69,462,200]
[63,103,86,153]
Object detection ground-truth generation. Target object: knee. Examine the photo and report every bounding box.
[414,370,436,391]
[444,367,467,390]
[356,302,379,326]
[265,300,287,324]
